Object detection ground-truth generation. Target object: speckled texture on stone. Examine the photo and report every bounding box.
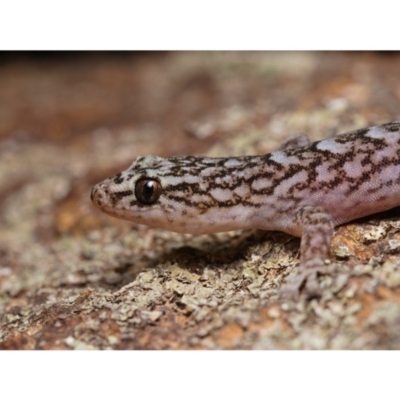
[2,52,400,349]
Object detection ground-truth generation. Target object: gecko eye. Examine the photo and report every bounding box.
[135,178,162,205]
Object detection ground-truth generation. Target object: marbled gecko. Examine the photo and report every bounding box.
[91,122,400,295]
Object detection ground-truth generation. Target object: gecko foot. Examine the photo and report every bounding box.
[279,266,329,300]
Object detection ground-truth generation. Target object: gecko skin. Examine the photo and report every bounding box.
[91,122,400,294]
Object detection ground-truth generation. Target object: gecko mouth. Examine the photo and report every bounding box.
[91,183,123,218]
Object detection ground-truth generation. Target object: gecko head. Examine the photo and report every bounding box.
[91,155,208,233]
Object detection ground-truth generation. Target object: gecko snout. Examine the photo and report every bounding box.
[91,182,108,208]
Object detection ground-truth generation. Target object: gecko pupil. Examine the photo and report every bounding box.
[135,178,162,205]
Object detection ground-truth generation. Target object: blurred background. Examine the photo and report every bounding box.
[2,51,400,236]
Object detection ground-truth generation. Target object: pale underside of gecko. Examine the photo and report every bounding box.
[91,122,400,296]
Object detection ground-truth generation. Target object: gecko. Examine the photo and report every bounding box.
[91,122,400,296]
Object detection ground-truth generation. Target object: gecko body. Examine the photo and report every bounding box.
[91,122,400,294]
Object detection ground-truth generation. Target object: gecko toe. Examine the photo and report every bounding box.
[279,267,328,300]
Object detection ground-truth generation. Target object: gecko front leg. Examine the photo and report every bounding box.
[281,206,334,297]
[298,206,334,269]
